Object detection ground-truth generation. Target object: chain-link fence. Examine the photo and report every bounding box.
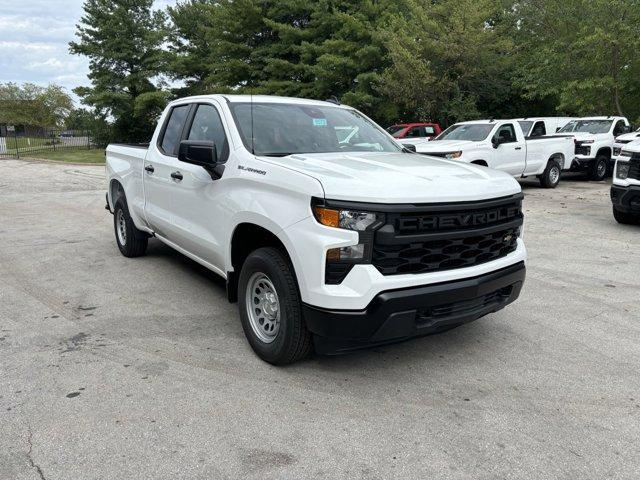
[0,129,98,159]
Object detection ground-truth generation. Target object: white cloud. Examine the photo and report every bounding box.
[0,0,176,105]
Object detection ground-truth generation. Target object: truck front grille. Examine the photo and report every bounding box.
[372,195,523,276]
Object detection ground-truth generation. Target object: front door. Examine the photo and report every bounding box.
[491,123,527,175]
[166,102,231,270]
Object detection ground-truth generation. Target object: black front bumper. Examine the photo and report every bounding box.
[570,157,594,171]
[611,184,640,213]
[304,262,526,354]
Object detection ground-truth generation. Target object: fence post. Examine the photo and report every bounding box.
[52,130,57,152]
[13,129,19,159]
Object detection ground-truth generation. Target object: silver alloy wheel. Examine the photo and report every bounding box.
[549,165,560,184]
[116,209,127,246]
[245,272,281,343]
[597,160,606,178]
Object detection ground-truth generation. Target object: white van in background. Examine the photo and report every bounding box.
[514,117,576,138]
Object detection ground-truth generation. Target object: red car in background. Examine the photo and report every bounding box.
[386,122,442,141]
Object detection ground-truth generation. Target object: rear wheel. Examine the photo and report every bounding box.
[539,160,561,188]
[613,207,639,225]
[590,154,608,181]
[238,247,312,364]
[113,197,148,257]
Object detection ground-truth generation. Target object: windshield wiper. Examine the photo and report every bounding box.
[259,152,294,157]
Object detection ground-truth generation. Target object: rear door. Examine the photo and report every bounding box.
[143,103,192,237]
[491,122,527,175]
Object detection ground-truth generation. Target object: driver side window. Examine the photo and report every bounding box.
[186,104,229,162]
[613,120,626,136]
[494,124,517,144]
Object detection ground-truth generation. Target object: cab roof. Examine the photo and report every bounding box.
[168,94,345,108]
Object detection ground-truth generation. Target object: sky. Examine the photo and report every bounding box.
[0,0,176,104]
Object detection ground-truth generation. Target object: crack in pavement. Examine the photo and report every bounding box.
[27,428,47,480]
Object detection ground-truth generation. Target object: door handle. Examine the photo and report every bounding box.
[144,164,154,173]
[171,171,183,181]
[515,147,522,150]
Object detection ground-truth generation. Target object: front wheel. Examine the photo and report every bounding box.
[539,160,561,188]
[613,207,639,225]
[238,247,313,365]
[590,155,608,181]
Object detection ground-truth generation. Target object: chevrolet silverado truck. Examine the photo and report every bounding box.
[105,95,526,364]
[407,119,574,188]
[557,116,631,180]
[613,127,640,162]
[611,139,640,225]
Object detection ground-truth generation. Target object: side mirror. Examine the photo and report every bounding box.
[622,125,632,134]
[403,143,417,153]
[178,140,224,179]
[491,136,501,149]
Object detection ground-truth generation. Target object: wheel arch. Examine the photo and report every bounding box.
[597,147,612,159]
[227,221,301,303]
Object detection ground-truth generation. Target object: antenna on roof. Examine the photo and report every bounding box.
[326,96,340,105]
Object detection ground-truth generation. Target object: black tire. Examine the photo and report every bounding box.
[238,247,312,365]
[113,196,148,257]
[613,207,639,225]
[590,154,608,181]
[539,159,561,188]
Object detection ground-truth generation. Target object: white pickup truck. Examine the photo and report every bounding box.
[611,139,640,225]
[406,119,574,188]
[557,116,632,180]
[105,95,526,364]
[613,127,640,162]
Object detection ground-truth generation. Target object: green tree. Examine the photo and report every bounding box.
[0,83,72,127]
[378,0,525,125]
[167,0,400,123]
[511,0,640,121]
[69,0,169,142]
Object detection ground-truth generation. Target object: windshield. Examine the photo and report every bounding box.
[386,125,406,136]
[517,121,533,136]
[230,103,401,156]
[558,120,613,134]
[436,123,494,141]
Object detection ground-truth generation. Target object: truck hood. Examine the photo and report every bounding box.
[411,139,477,153]
[259,151,520,203]
[564,132,610,142]
[615,132,640,142]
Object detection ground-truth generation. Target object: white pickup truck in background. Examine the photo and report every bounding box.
[105,95,527,364]
[611,138,640,225]
[613,127,640,162]
[557,116,632,180]
[514,117,576,137]
[406,119,574,188]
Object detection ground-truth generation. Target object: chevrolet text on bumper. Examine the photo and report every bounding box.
[105,94,527,364]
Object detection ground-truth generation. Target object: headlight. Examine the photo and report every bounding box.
[445,151,463,159]
[616,162,630,179]
[313,206,382,231]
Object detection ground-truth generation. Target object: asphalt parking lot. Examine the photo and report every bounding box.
[1,158,639,479]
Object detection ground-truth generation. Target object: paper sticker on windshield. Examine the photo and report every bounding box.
[313,118,327,127]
